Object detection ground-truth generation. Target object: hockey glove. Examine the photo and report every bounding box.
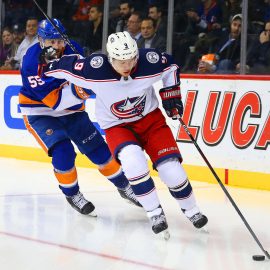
[39,46,57,64]
[159,84,183,118]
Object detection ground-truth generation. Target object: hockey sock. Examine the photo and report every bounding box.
[52,140,79,196]
[98,157,129,189]
[157,158,197,210]
[85,141,129,189]
[54,167,79,196]
[118,145,160,211]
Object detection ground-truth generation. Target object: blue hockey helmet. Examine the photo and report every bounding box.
[37,18,66,40]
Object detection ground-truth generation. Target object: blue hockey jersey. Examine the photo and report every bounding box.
[19,41,85,117]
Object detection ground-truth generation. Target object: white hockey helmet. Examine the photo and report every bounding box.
[106,31,138,63]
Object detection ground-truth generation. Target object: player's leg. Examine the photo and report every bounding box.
[105,124,169,238]
[157,158,208,228]
[118,144,169,237]
[67,112,141,207]
[23,115,95,215]
[144,109,208,229]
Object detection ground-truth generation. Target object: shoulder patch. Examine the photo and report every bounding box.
[146,51,159,64]
[90,56,104,68]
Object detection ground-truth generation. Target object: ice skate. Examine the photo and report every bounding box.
[66,191,97,216]
[117,184,142,207]
[147,206,170,240]
[182,206,208,230]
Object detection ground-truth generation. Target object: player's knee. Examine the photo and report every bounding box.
[157,158,187,187]
[118,144,149,177]
[85,141,111,165]
[52,139,76,171]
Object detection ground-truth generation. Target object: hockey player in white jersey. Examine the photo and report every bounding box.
[41,31,208,238]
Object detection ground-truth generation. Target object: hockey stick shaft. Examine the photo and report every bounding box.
[32,0,80,54]
[176,114,269,259]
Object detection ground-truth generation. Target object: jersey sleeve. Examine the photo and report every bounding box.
[20,46,84,111]
[44,54,97,90]
[160,52,180,88]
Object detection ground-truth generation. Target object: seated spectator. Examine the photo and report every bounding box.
[0,27,18,70]
[70,0,104,42]
[114,1,134,32]
[247,20,270,74]
[7,17,39,69]
[174,0,223,68]
[127,11,142,40]
[148,4,167,39]
[197,14,242,74]
[221,0,242,28]
[72,0,103,21]
[12,24,25,46]
[83,4,113,54]
[137,17,166,52]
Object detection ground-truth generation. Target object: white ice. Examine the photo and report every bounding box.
[0,157,269,270]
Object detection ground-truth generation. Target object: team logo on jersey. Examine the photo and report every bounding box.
[90,56,103,68]
[146,52,159,63]
[110,94,146,119]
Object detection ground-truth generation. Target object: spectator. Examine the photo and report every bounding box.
[7,17,39,70]
[174,0,223,68]
[197,14,242,74]
[72,0,103,21]
[12,23,25,45]
[0,27,18,70]
[148,4,167,39]
[83,4,107,54]
[114,1,134,32]
[127,11,142,40]
[221,0,242,29]
[247,20,270,74]
[70,0,104,43]
[137,17,166,52]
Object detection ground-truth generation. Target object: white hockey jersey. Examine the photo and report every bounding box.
[45,49,180,129]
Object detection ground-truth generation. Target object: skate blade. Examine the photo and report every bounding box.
[199,225,209,233]
[88,210,97,217]
[156,229,170,241]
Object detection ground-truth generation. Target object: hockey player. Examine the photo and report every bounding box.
[19,20,141,216]
[41,31,208,238]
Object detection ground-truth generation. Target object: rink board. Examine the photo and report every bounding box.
[0,72,269,190]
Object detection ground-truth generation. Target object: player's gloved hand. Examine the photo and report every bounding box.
[159,84,183,119]
[39,46,57,64]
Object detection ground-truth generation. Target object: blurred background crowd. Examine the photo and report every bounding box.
[1,0,270,74]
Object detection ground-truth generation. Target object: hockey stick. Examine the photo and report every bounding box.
[174,111,270,259]
[32,0,80,54]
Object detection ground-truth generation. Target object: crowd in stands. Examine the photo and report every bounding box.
[1,0,270,74]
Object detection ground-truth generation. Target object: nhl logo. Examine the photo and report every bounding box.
[90,56,103,68]
[146,52,159,64]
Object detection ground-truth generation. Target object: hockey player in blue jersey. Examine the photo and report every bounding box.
[41,31,208,239]
[19,19,141,216]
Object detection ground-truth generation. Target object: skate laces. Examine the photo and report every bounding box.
[71,192,88,209]
[151,213,166,227]
[189,212,203,223]
[124,185,137,200]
